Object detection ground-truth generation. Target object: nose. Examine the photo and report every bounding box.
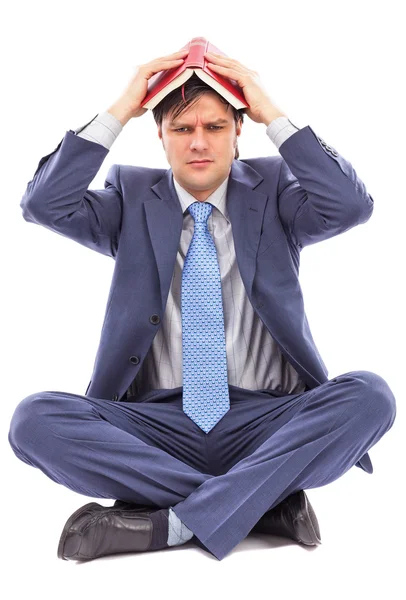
[190,128,209,151]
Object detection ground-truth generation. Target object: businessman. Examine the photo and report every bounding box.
[8,49,396,562]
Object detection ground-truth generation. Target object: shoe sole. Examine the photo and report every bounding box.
[294,490,322,546]
[57,502,101,560]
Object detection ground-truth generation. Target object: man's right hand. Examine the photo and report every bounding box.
[107,49,189,125]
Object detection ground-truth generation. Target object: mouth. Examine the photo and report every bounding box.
[188,160,213,167]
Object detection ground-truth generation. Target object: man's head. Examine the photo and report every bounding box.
[153,73,246,202]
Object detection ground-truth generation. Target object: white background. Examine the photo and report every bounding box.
[2,0,404,598]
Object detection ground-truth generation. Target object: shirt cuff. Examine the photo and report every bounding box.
[266,116,301,149]
[74,111,123,149]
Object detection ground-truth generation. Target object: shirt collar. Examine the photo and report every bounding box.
[172,173,230,223]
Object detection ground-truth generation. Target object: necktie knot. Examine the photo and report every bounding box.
[188,201,213,224]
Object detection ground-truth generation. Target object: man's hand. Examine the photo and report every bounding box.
[108,49,189,125]
[204,51,287,125]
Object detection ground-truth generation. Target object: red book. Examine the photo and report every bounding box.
[140,37,249,110]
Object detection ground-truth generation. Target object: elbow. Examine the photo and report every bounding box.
[20,192,47,225]
[20,193,37,224]
[355,192,374,225]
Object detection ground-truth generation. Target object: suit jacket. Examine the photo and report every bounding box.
[20,122,374,473]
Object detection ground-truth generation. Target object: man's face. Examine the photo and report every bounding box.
[157,92,242,202]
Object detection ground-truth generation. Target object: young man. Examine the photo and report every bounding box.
[9,50,396,562]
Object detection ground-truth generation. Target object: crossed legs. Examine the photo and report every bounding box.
[8,370,396,560]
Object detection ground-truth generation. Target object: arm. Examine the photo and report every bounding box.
[21,50,194,257]
[202,52,374,251]
[276,126,374,249]
[20,112,125,259]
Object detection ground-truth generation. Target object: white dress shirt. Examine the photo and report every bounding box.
[75,111,308,396]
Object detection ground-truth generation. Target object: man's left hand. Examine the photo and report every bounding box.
[204,51,287,125]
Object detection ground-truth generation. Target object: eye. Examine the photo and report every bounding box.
[174,126,223,132]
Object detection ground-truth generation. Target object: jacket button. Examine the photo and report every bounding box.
[150,314,160,324]
[129,356,140,364]
[112,393,119,401]
[326,145,338,156]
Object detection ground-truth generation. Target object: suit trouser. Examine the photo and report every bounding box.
[8,370,396,561]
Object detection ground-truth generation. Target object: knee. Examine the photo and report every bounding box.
[8,391,58,456]
[345,370,397,428]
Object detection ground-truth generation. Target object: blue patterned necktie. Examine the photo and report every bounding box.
[181,201,230,433]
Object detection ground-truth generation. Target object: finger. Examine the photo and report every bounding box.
[208,64,233,76]
[205,52,227,61]
[206,53,248,72]
[160,53,187,60]
[207,63,241,75]
[153,50,188,63]
[152,55,186,67]
[159,58,185,68]
[143,56,186,76]
[205,52,234,63]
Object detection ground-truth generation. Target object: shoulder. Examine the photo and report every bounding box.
[105,163,168,190]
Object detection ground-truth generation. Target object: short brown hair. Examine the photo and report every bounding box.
[152,72,246,159]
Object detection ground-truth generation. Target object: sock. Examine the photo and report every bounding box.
[166,507,194,546]
[148,507,194,550]
[148,508,171,551]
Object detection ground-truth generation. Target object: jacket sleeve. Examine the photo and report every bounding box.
[20,130,123,259]
[276,125,374,249]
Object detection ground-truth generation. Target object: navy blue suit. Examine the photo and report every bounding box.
[8,124,396,560]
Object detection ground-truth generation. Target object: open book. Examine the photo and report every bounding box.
[140,37,249,110]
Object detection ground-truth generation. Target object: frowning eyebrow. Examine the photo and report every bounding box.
[169,118,229,127]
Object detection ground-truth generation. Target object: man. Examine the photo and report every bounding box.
[8,49,396,562]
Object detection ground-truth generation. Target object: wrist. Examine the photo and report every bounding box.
[262,107,288,127]
[107,98,134,127]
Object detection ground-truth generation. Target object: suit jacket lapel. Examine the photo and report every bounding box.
[146,159,267,312]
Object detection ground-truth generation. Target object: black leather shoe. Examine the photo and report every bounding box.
[57,502,163,561]
[251,490,322,546]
